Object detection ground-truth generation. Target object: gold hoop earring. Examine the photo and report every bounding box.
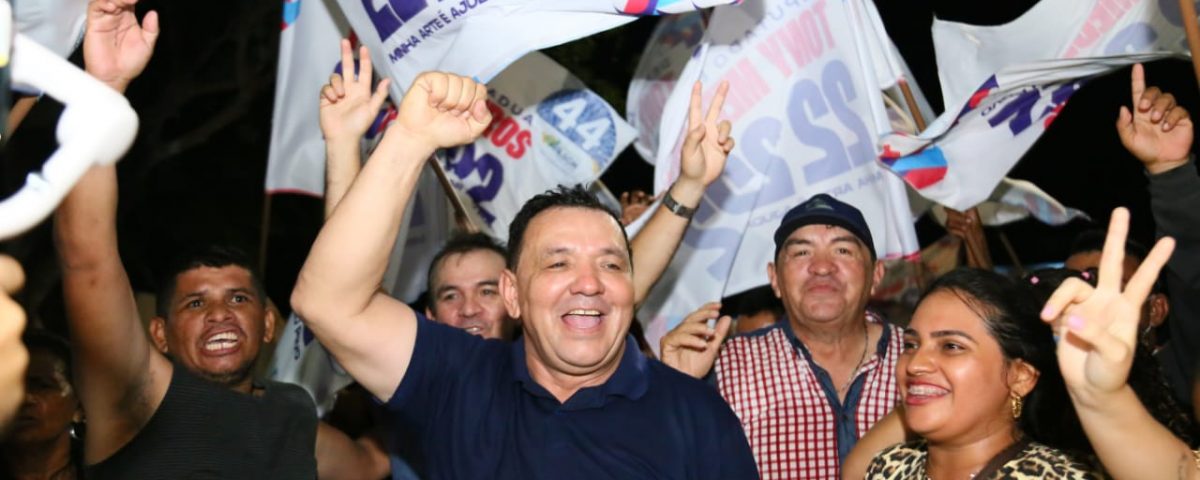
[1010,393,1023,419]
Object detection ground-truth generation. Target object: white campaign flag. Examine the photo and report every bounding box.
[339,0,738,100]
[638,0,922,349]
[880,0,1192,210]
[435,51,636,241]
[879,54,1178,211]
[627,11,706,163]
[266,0,357,195]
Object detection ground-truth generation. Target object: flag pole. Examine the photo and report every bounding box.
[897,79,992,271]
[898,79,927,131]
[427,157,480,233]
[1179,0,1200,88]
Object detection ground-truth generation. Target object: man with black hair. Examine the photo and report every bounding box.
[423,233,513,340]
[660,193,900,478]
[54,2,388,478]
[292,73,757,477]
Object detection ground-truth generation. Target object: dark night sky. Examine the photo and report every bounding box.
[2,0,1198,321]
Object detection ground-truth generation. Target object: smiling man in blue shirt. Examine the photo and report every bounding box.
[291,71,756,479]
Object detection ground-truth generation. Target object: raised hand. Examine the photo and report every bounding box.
[1117,63,1193,174]
[678,81,734,189]
[389,72,491,153]
[659,302,731,379]
[1041,208,1175,399]
[84,0,159,93]
[320,40,392,144]
[619,190,656,225]
[0,255,28,431]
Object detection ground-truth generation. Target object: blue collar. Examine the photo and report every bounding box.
[511,334,650,411]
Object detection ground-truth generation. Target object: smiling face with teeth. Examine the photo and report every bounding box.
[501,206,633,400]
[769,224,883,330]
[149,266,275,391]
[898,289,1037,446]
[427,249,513,340]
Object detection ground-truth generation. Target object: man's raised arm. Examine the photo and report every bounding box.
[291,72,491,401]
[631,81,733,304]
[53,0,167,463]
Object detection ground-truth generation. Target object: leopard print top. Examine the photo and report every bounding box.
[864,440,1103,479]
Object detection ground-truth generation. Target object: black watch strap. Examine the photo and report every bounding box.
[663,190,696,219]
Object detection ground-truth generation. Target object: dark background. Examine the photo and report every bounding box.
[2,0,1198,330]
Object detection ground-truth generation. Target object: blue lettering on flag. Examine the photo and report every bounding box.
[362,0,429,41]
[444,144,504,226]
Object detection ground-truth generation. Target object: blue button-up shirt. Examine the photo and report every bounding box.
[386,314,758,479]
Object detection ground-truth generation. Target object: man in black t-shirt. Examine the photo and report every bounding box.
[55,1,387,478]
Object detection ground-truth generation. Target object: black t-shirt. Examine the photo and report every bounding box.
[87,364,317,479]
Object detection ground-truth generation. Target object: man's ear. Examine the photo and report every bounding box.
[149,316,170,354]
[869,260,885,296]
[767,262,781,298]
[262,305,278,344]
[500,269,521,320]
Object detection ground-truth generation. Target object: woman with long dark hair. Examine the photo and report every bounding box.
[863,268,1098,478]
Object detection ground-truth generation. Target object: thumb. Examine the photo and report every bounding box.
[1116,106,1135,142]
[711,315,733,345]
[0,256,23,295]
[142,11,161,46]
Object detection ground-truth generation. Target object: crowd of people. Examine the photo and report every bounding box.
[2,0,1200,479]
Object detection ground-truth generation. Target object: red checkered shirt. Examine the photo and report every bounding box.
[714,312,902,479]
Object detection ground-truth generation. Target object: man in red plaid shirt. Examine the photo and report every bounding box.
[661,194,903,479]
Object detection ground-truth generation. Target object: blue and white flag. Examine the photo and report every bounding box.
[340,0,738,99]
[639,0,922,349]
[436,51,636,240]
[880,0,1191,210]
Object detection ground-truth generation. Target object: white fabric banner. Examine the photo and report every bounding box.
[435,52,636,240]
[639,0,922,349]
[266,0,357,195]
[339,0,737,99]
[879,53,1176,211]
[627,12,706,163]
[933,0,1198,109]
[881,0,1193,210]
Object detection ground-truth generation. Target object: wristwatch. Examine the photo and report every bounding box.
[662,188,696,220]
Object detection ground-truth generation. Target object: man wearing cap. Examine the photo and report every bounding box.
[661,194,901,478]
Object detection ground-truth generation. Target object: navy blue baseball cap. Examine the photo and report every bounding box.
[772,194,876,260]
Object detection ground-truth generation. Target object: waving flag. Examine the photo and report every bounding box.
[638,0,922,349]
[881,0,1191,210]
[266,0,361,195]
[435,51,636,241]
[627,12,706,162]
[340,0,738,100]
